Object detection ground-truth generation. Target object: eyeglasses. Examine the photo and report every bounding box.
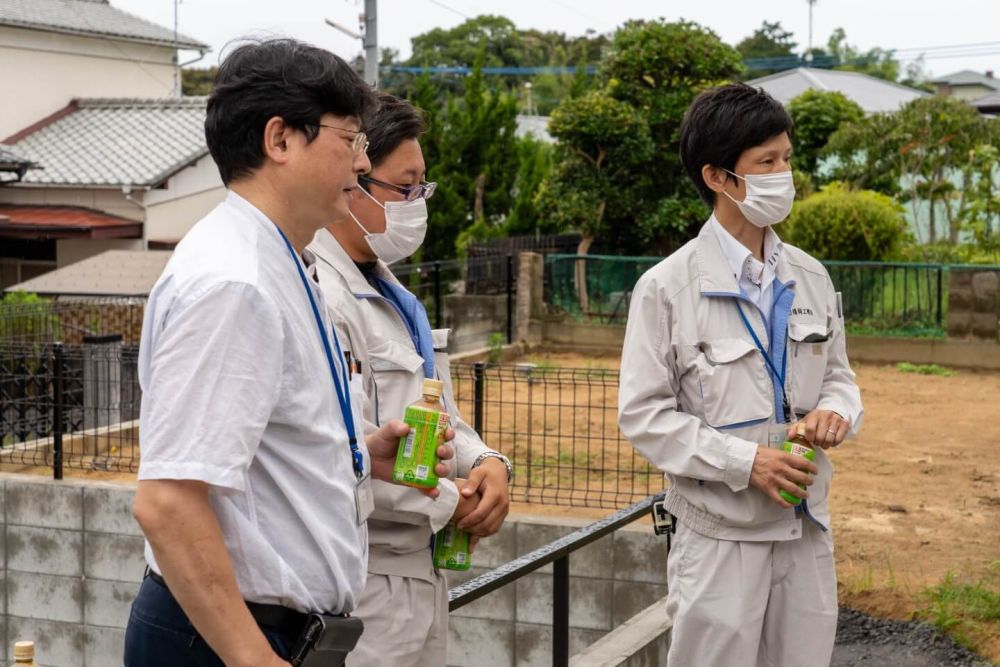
[359,174,437,202]
[314,123,370,155]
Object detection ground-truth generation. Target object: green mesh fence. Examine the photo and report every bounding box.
[546,254,660,323]
[544,255,975,337]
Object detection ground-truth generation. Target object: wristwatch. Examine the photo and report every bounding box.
[471,451,512,482]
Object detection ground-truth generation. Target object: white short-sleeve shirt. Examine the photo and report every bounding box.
[138,191,368,614]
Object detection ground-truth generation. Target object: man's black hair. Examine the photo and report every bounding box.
[365,94,428,170]
[205,38,376,185]
[679,83,794,205]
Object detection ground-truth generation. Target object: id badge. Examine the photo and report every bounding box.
[355,472,374,526]
[767,422,792,449]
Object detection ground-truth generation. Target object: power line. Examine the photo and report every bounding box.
[425,0,469,19]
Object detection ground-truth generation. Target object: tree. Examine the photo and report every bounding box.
[404,56,520,261]
[825,96,995,244]
[535,90,653,313]
[737,21,798,78]
[787,90,864,178]
[597,19,744,251]
[823,28,900,81]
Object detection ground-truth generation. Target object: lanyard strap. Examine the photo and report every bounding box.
[275,226,363,479]
[735,302,791,422]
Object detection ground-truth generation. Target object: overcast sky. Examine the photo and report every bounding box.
[116,0,1000,80]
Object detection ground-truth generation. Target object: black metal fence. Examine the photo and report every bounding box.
[395,255,516,343]
[0,339,140,477]
[450,493,663,666]
[451,361,659,509]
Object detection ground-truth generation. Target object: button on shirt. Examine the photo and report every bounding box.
[711,215,783,315]
[138,191,368,614]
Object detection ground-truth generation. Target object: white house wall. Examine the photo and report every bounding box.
[56,238,144,268]
[144,185,225,242]
[0,26,177,139]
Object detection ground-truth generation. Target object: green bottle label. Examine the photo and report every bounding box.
[778,440,816,506]
[392,406,448,488]
[433,523,471,570]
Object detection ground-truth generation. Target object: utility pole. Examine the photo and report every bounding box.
[806,0,818,64]
[173,0,180,96]
[326,1,378,87]
[363,0,378,87]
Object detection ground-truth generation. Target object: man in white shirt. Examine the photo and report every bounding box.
[124,38,454,667]
[618,83,863,666]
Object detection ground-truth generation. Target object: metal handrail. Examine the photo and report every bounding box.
[449,493,664,666]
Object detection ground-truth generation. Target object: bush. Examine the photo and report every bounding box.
[786,183,908,261]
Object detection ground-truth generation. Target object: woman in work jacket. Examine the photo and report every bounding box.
[618,83,863,667]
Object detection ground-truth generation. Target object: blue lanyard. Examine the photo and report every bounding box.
[274,226,363,479]
[735,303,791,422]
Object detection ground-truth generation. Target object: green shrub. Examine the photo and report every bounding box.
[786,183,908,261]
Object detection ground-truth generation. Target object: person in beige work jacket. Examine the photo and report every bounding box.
[618,83,863,667]
[309,94,512,666]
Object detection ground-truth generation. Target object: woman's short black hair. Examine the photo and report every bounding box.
[205,37,376,185]
[365,94,428,170]
[679,83,794,205]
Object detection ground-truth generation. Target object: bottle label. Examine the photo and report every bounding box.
[433,523,471,570]
[392,405,448,488]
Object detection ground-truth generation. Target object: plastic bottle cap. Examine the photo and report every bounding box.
[14,641,34,659]
[422,378,444,399]
[795,423,807,437]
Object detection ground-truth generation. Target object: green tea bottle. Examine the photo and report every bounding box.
[393,378,449,489]
[779,422,816,506]
[433,521,472,571]
[14,641,37,666]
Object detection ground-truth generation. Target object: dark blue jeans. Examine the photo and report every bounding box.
[123,576,293,666]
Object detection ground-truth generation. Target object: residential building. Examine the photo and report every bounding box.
[745,67,928,114]
[931,70,1000,102]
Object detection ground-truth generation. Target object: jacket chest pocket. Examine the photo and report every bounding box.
[368,339,425,425]
[694,338,773,428]
[787,322,830,414]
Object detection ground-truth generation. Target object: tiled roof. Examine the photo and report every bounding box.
[0,204,142,239]
[931,70,1000,91]
[0,144,37,183]
[5,249,170,296]
[0,0,207,49]
[5,97,209,187]
[746,67,929,114]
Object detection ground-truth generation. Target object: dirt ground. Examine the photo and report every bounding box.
[506,352,1000,662]
[4,351,998,659]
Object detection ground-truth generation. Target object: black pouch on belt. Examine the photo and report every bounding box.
[290,613,365,667]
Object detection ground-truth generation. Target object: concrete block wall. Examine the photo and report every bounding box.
[0,475,668,667]
[947,268,1000,340]
[446,515,668,667]
[0,474,142,667]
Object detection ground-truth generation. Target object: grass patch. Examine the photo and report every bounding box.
[846,321,946,339]
[918,564,1000,651]
[896,362,958,377]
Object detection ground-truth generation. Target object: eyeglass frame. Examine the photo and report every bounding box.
[313,123,370,155]
[359,174,437,202]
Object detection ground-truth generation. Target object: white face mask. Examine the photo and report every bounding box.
[352,186,428,265]
[722,170,795,228]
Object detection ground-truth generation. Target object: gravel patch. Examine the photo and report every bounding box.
[832,608,995,667]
